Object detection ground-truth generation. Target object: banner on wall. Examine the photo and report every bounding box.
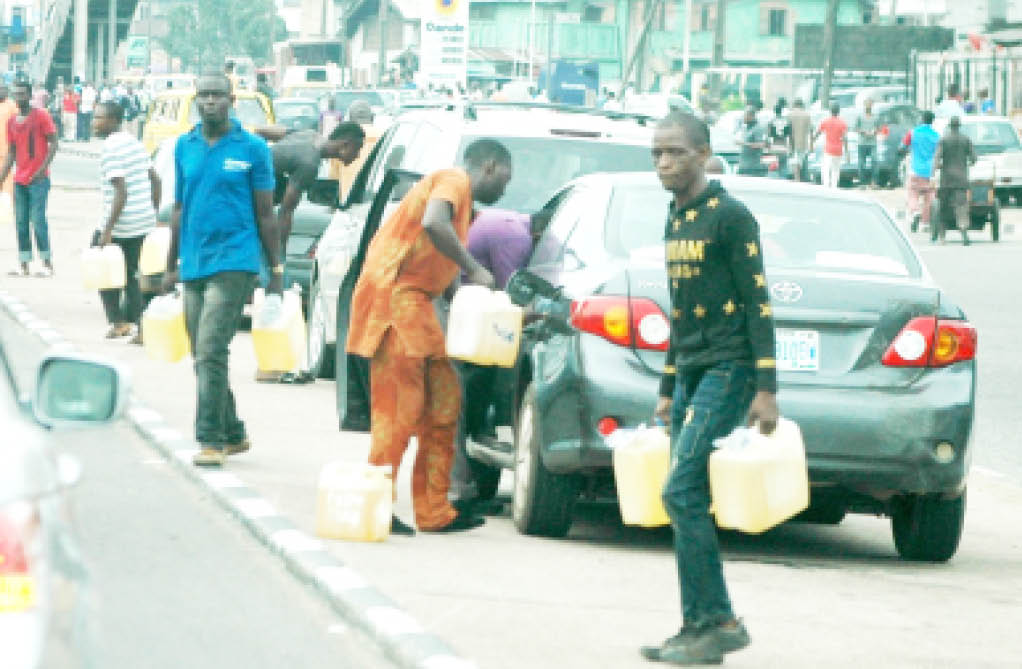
[419,0,469,90]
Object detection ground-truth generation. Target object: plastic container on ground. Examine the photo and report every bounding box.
[138,227,171,276]
[709,417,810,534]
[446,285,524,368]
[315,461,393,542]
[251,286,306,372]
[612,426,672,527]
[81,245,126,290]
[141,294,189,362]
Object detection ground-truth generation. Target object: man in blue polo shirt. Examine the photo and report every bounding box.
[161,72,281,467]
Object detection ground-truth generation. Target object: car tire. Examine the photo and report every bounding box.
[891,491,965,562]
[470,457,502,502]
[306,279,335,379]
[512,383,580,538]
[991,205,1001,242]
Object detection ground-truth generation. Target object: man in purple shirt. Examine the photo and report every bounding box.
[451,208,551,514]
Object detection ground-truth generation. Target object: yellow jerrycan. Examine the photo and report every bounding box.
[612,425,672,527]
[141,294,190,363]
[446,285,524,368]
[315,461,393,542]
[81,245,126,291]
[251,286,306,372]
[709,417,809,534]
[138,227,171,276]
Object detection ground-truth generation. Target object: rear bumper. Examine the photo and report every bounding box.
[535,335,975,498]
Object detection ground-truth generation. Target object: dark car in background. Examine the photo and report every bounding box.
[470,173,973,562]
[272,98,321,133]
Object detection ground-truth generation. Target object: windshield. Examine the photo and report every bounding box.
[190,98,268,126]
[275,102,318,120]
[961,122,1022,153]
[332,91,385,110]
[459,136,653,212]
[604,183,920,277]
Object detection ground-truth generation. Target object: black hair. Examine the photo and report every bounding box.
[12,78,31,94]
[922,110,935,125]
[463,138,512,169]
[657,111,711,149]
[196,71,232,92]
[328,121,366,143]
[97,101,124,122]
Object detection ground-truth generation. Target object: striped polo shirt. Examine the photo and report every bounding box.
[98,131,156,237]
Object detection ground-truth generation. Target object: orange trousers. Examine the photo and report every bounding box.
[369,328,460,530]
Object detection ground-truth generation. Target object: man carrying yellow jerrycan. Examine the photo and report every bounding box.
[632,111,782,666]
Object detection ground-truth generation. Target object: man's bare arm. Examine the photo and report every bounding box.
[422,198,494,289]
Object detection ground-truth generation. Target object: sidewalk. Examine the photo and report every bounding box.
[58,137,104,159]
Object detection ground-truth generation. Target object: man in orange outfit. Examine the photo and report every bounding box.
[346,139,513,534]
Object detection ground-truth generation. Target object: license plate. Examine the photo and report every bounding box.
[0,575,36,612]
[776,330,820,372]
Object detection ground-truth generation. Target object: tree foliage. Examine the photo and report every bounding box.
[157,0,288,72]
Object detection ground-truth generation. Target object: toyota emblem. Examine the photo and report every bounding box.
[770,281,804,303]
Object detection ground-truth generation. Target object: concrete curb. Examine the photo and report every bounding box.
[0,290,476,669]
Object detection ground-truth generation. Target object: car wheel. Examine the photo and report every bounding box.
[470,457,502,501]
[512,383,580,537]
[891,491,965,562]
[306,279,335,379]
[991,205,1001,242]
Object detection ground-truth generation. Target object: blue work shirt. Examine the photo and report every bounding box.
[174,119,275,281]
[906,124,940,179]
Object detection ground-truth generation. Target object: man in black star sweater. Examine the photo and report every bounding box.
[641,111,779,665]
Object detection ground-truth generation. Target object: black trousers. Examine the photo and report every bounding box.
[96,234,146,326]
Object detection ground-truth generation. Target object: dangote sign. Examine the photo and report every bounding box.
[420,0,468,89]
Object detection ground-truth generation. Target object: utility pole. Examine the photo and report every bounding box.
[682,0,692,77]
[820,0,840,109]
[619,0,664,97]
[108,0,117,82]
[146,0,153,74]
[546,11,554,94]
[377,0,387,86]
[711,0,726,96]
[529,0,537,86]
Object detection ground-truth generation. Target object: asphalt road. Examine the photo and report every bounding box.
[0,313,394,669]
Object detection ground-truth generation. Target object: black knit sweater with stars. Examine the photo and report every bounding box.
[659,180,777,397]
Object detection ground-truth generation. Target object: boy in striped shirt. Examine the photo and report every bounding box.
[92,101,161,341]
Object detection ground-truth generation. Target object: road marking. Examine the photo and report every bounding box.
[234,498,278,519]
[271,528,325,554]
[974,465,1007,479]
[327,623,349,635]
[199,471,246,489]
[316,565,369,591]
[129,407,164,424]
[151,426,184,443]
[140,458,165,466]
[366,606,424,636]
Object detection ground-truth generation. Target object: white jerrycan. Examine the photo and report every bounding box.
[446,285,523,367]
[315,461,393,542]
[612,425,672,528]
[251,285,306,372]
[709,417,809,534]
[142,293,189,363]
[82,245,126,290]
[138,227,171,276]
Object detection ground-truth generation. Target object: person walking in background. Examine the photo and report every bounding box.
[0,80,58,277]
[92,101,161,342]
[78,81,97,141]
[642,111,778,665]
[814,103,848,188]
[901,110,940,233]
[933,116,978,245]
[787,99,811,182]
[935,84,966,120]
[736,105,768,177]
[62,86,79,141]
[0,84,18,198]
[160,73,281,468]
[979,88,995,115]
[855,99,880,187]
[345,139,513,535]
[332,99,381,203]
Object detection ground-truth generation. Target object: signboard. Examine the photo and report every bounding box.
[125,35,149,70]
[420,0,468,90]
[794,25,953,71]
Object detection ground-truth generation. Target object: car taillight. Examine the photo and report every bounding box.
[882,317,977,367]
[0,501,39,612]
[570,296,670,351]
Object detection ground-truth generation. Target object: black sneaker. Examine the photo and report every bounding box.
[641,627,723,665]
[390,515,416,537]
[428,511,485,533]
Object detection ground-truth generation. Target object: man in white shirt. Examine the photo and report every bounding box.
[935,84,966,120]
[91,101,161,342]
[79,82,97,140]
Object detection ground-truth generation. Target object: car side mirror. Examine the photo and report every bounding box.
[308,178,339,208]
[33,354,130,428]
[506,269,558,306]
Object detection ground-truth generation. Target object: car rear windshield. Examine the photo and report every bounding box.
[190,98,268,126]
[605,184,921,278]
[332,91,385,110]
[275,102,318,120]
[459,136,652,212]
[961,122,1021,153]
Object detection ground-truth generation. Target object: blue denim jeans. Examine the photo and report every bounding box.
[14,178,51,263]
[183,271,255,447]
[662,360,756,629]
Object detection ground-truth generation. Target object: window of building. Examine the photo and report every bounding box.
[583,6,604,23]
[692,2,716,32]
[470,4,497,21]
[768,9,787,36]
